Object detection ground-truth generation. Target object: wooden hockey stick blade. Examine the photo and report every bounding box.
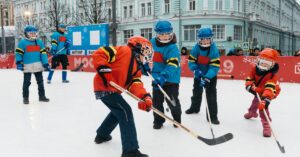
[71,63,84,72]
[198,133,233,146]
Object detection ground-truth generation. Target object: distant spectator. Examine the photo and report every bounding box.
[294,50,300,56]
[181,47,188,55]
[249,47,260,56]
[227,48,236,56]
[227,47,243,56]
[276,49,282,56]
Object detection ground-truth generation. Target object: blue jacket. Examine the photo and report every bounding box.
[188,43,220,79]
[51,31,69,55]
[150,38,181,84]
[15,39,48,65]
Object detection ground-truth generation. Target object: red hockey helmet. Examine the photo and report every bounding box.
[257,48,279,71]
[127,36,153,62]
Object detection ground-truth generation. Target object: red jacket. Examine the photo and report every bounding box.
[92,46,148,99]
[245,64,281,100]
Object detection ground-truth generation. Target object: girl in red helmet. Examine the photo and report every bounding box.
[92,36,153,157]
[244,48,281,137]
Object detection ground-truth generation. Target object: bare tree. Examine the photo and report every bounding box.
[78,0,111,24]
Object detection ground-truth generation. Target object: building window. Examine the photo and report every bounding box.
[147,2,152,15]
[215,0,223,10]
[141,3,146,16]
[237,0,241,12]
[129,5,133,17]
[234,25,242,41]
[189,0,196,11]
[124,6,127,18]
[164,0,170,14]
[141,28,152,40]
[212,25,225,40]
[184,25,201,41]
[123,30,134,43]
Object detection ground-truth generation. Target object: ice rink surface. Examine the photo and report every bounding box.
[0,69,299,157]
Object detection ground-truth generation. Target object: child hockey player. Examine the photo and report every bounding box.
[185,27,221,125]
[47,24,70,83]
[15,25,50,104]
[92,36,153,157]
[150,20,182,129]
[244,48,281,137]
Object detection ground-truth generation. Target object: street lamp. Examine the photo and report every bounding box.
[24,11,31,25]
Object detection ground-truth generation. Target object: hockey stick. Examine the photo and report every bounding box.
[256,93,285,153]
[202,88,216,139]
[71,62,84,72]
[146,72,176,107]
[48,47,66,61]
[109,81,233,146]
[217,74,234,79]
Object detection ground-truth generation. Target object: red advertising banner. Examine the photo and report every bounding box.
[2,54,300,83]
[181,56,300,83]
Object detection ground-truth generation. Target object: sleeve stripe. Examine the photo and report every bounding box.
[40,48,47,54]
[16,48,24,55]
[167,58,179,67]
[265,83,276,89]
[101,46,117,63]
[246,77,254,82]
[209,58,220,67]
[51,40,58,45]
[188,55,197,62]
[128,78,142,91]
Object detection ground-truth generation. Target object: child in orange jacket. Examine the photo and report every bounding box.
[244,48,281,137]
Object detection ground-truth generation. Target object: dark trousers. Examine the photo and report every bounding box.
[23,72,45,98]
[153,84,182,125]
[97,93,139,152]
[190,77,218,120]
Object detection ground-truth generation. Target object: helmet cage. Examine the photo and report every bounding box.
[198,37,213,47]
[257,57,275,71]
[156,32,174,44]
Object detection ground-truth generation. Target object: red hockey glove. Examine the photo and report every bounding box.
[258,98,271,110]
[138,95,152,112]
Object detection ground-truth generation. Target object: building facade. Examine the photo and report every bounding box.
[0,0,14,26]
[117,0,300,55]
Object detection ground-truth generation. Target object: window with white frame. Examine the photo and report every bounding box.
[129,5,133,17]
[141,3,146,16]
[234,25,242,41]
[141,28,152,40]
[164,0,170,14]
[147,2,152,15]
[183,25,201,41]
[123,30,134,43]
[215,0,223,10]
[189,0,196,11]
[212,25,225,40]
[124,6,128,18]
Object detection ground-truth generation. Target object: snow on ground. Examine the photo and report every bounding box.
[0,69,299,157]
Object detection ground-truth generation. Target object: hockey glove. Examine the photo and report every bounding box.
[152,75,167,90]
[97,65,112,87]
[43,64,51,71]
[64,40,71,48]
[194,69,203,80]
[258,98,271,110]
[200,77,210,88]
[16,61,23,71]
[141,62,151,76]
[138,94,152,112]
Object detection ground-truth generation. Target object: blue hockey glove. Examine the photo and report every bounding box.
[16,61,23,71]
[64,40,71,48]
[152,75,167,90]
[200,77,210,88]
[194,69,203,80]
[50,49,57,56]
[43,64,51,71]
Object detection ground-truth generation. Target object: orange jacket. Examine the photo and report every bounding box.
[92,46,148,99]
[245,64,281,100]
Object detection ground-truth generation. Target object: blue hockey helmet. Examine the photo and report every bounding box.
[154,20,173,34]
[197,27,214,47]
[58,24,67,29]
[24,25,38,40]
